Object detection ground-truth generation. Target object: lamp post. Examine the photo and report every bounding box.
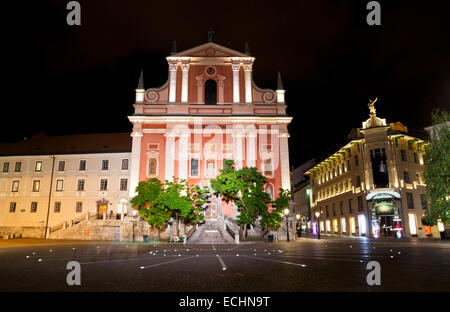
[315,211,320,239]
[284,208,290,242]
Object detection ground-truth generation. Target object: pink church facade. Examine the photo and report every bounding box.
[128,42,292,217]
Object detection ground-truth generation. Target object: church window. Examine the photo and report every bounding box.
[205,79,217,105]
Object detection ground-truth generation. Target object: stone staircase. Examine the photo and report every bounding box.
[188,219,235,244]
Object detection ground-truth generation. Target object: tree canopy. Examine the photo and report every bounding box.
[424,109,450,225]
[131,178,209,238]
[210,160,290,239]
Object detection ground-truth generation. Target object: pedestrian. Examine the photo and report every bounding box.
[268,230,273,243]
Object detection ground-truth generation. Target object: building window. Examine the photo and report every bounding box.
[204,79,217,105]
[190,158,199,176]
[354,155,359,167]
[77,179,85,191]
[413,153,418,164]
[400,150,407,161]
[14,162,21,172]
[32,180,40,192]
[102,160,109,170]
[357,196,363,211]
[3,162,10,172]
[11,180,19,192]
[355,175,361,187]
[340,201,345,215]
[35,161,42,172]
[206,159,216,177]
[420,194,428,210]
[347,159,351,171]
[348,198,353,213]
[79,160,86,171]
[58,161,65,172]
[341,163,344,174]
[76,202,83,213]
[54,202,61,213]
[31,202,37,213]
[263,158,273,177]
[100,179,108,191]
[332,203,336,216]
[325,206,329,218]
[120,179,128,191]
[148,158,157,176]
[121,159,129,170]
[56,179,64,192]
[406,192,414,209]
[403,171,411,184]
[9,202,16,213]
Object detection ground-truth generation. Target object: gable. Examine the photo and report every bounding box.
[170,42,250,58]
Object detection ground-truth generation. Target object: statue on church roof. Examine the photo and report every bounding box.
[208,27,215,42]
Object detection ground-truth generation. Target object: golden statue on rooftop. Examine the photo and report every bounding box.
[368,97,378,117]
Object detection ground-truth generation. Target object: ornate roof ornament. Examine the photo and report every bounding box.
[137,69,144,89]
[277,71,284,90]
[170,41,178,55]
[244,41,251,56]
[362,97,387,129]
[208,27,215,42]
[368,97,378,117]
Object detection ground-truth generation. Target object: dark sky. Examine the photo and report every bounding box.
[3,0,449,168]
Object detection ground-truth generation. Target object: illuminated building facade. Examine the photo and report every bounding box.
[0,40,292,238]
[129,41,292,218]
[305,100,439,238]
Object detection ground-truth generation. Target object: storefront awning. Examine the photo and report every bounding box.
[366,190,401,201]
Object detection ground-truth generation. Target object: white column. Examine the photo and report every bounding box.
[169,61,178,103]
[246,132,257,167]
[233,131,244,169]
[129,127,143,198]
[279,132,291,190]
[178,133,189,181]
[244,62,253,103]
[164,134,176,182]
[181,60,190,103]
[231,62,240,103]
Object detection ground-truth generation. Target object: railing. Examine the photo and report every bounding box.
[49,212,94,234]
[226,222,239,244]
[186,225,197,241]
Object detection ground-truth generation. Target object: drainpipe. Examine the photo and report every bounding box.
[44,155,56,239]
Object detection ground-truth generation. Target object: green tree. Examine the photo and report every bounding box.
[211,160,286,240]
[130,178,169,239]
[260,188,292,238]
[131,178,210,239]
[424,109,450,225]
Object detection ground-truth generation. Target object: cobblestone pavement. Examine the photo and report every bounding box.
[0,238,449,291]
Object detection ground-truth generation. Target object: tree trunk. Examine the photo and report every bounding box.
[176,216,180,236]
[157,227,161,240]
[241,225,247,240]
[261,228,268,239]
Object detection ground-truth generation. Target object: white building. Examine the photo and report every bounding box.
[0,132,132,238]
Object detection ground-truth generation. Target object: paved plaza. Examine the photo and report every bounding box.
[0,237,448,292]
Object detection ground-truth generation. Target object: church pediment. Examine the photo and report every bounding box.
[170,42,250,58]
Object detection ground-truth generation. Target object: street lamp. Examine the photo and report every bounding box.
[315,211,320,239]
[296,214,300,237]
[284,208,290,242]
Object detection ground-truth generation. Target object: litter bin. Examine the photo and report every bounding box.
[143,235,148,243]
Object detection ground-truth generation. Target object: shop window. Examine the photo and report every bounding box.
[357,196,363,211]
[406,192,414,209]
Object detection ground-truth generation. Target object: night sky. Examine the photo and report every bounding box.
[3,0,449,168]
